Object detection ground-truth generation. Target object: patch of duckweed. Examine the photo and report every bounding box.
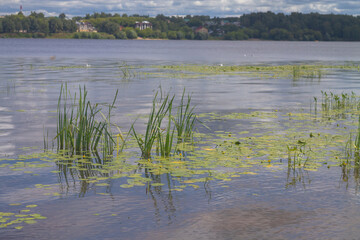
[9,203,22,206]
[147,64,360,80]
[0,210,46,229]
[25,205,37,208]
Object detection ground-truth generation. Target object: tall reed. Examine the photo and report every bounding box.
[355,115,360,153]
[131,89,196,159]
[174,89,196,142]
[131,92,175,158]
[55,84,119,156]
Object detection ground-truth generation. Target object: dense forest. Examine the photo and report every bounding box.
[1,11,360,41]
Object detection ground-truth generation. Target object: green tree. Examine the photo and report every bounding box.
[126,29,138,39]
[176,31,185,39]
[195,31,208,40]
[63,20,77,32]
[167,31,177,39]
[99,20,120,35]
[29,17,40,32]
[2,18,15,32]
[114,31,127,39]
[13,17,22,32]
[22,18,30,32]
[188,18,202,27]
[138,28,154,38]
[160,32,167,39]
[185,32,194,40]
[38,19,49,34]
[269,28,293,40]
[49,18,63,33]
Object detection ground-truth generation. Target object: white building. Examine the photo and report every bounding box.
[135,21,152,30]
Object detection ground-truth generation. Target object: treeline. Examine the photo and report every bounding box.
[0,12,76,38]
[238,12,360,41]
[1,11,360,41]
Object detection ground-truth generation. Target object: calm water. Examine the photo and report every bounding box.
[1,39,360,240]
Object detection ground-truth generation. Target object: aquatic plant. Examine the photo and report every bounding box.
[321,91,358,112]
[55,84,120,156]
[118,62,136,79]
[346,116,360,163]
[131,92,175,158]
[287,139,311,169]
[174,89,197,142]
[310,91,360,121]
[156,94,176,157]
[147,64,359,80]
[355,116,360,153]
[131,89,197,158]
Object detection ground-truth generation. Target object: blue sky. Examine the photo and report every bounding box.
[1,0,359,17]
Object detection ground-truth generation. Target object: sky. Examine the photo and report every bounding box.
[0,0,359,17]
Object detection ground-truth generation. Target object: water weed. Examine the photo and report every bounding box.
[175,89,197,143]
[54,84,120,157]
[131,91,175,158]
[131,89,197,159]
[146,64,359,80]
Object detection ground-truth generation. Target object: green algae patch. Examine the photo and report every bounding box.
[0,210,46,229]
[25,205,38,208]
[146,64,360,80]
[9,203,22,206]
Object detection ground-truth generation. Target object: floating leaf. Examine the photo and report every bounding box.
[25,220,37,224]
[25,205,37,208]
[151,183,165,187]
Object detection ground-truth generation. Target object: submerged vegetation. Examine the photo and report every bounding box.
[146,64,360,80]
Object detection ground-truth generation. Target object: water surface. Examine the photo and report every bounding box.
[1,39,360,239]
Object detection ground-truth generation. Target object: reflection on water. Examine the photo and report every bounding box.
[0,107,15,156]
[1,40,360,239]
[286,167,312,189]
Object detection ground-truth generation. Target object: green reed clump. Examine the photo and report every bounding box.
[343,116,360,168]
[157,95,176,157]
[131,92,174,158]
[355,116,360,152]
[321,91,358,112]
[175,89,197,142]
[131,89,197,159]
[55,84,119,156]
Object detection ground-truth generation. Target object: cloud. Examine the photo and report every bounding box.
[0,0,359,17]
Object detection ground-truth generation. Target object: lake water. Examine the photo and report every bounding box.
[1,39,360,239]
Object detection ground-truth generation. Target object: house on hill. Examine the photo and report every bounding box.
[195,26,208,34]
[135,21,152,30]
[76,22,97,32]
